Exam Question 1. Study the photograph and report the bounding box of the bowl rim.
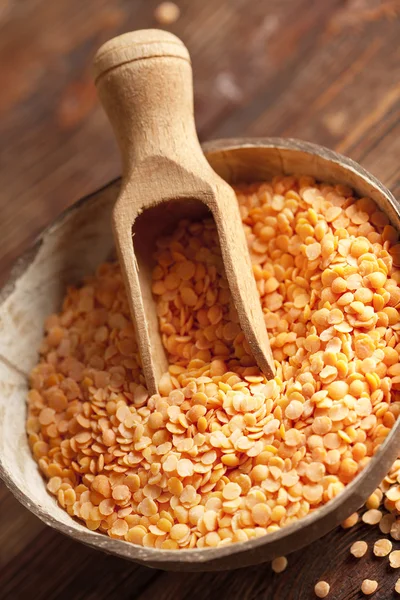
[1,136,399,569]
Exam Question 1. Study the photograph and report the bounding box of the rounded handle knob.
[93,30,201,176]
[93,29,190,80]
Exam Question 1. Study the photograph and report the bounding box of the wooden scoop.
[93,30,274,395]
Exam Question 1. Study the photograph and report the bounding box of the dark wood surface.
[1,0,400,598]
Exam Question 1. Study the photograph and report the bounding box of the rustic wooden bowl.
[1,138,399,572]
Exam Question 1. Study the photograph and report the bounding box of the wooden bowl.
[1,138,399,572]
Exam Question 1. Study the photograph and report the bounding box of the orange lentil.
[27,176,400,550]
[350,540,368,558]
[314,581,330,598]
[362,509,382,525]
[361,580,378,595]
[391,520,400,541]
[271,556,288,573]
[154,2,180,25]
[379,513,395,534]
[391,551,400,569]
[341,512,359,529]
[373,538,392,557]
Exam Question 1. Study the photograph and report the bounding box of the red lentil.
[361,579,378,595]
[154,2,180,25]
[314,581,330,598]
[271,556,288,573]
[350,540,368,558]
[27,176,400,549]
[373,538,392,557]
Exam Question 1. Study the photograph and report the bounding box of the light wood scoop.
[93,30,274,395]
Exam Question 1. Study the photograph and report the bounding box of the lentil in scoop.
[27,175,400,550]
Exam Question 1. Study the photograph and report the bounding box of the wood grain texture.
[1,0,400,598]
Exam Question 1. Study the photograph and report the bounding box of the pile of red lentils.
[27,175,400,555]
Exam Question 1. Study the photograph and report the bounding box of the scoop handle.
[93,30,203,177]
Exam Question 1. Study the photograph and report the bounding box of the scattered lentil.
[271,556,288,573]
[341,513,359,529]
[154,2,180,24]
[362,510,383,525]
[350,540,368,558]
[379,513,395,534]
[314,581,330,598]
[390,551,400,568]
[391,521,400,541]
[361,579,378,595]
[27,176,400,550]
[373,538,392,557]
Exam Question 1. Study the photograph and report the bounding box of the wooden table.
[1,1,400,598]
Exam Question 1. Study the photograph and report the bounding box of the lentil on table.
[26,175,400,550]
